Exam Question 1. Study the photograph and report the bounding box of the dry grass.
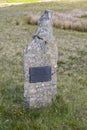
[26,14,40,25]
[26,9,87,32]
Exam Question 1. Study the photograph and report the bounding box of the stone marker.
[24,10,58,108]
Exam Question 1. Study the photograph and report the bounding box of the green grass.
[0,1,87,130]
[79,15,87,19]
[0,0,39,3]
[6,0,39,3]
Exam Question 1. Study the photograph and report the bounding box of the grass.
[0,0,39,3]
[0,1,87,130]
[6,0,39,3]
[79,15,87,19]
[26,10,87,32]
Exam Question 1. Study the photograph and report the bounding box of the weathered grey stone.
[24,10,58,108]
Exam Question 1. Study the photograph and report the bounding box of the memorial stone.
[24,10,58,108]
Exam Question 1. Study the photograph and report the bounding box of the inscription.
[29,66,51,83]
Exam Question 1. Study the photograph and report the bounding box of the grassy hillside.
[0,1,87,130]
[0,0,39,3]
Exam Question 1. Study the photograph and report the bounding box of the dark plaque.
[29,66,51,83]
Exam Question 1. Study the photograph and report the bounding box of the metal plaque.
[29,66,51,83]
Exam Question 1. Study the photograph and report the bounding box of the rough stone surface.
[24,10,58,108]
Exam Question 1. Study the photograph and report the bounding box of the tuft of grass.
[26,14,39,25]
[78,15,87,19]
[25,10,87,32]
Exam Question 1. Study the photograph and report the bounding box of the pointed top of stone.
[38,10,53,26]
[33,10,54,43]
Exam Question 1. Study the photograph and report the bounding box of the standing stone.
[24,10,58,108]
